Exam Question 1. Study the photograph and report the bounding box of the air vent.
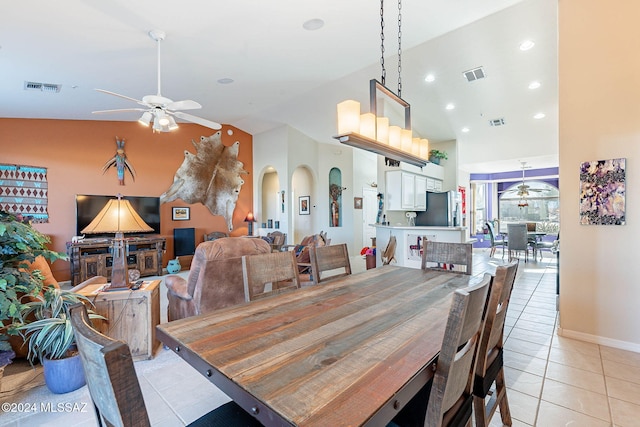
[489,118,506,127]
[463,66,486,82]
[24,81,62,93]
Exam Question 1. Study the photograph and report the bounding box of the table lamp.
[244,212,256,236]
[81,195,153,290]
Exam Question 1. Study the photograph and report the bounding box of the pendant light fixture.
[334,0,429,168]
[517,161,530,208]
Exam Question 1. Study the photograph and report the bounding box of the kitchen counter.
[372,224,468,231]
[373,224,472,269]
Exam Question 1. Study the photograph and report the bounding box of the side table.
[76,280,161,361]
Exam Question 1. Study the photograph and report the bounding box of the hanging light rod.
[333,0,429,168]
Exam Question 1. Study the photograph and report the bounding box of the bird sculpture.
[102,137,136,185]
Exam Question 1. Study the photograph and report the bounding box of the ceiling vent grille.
[463,67,486,82]
[24,81,62,93]
[489,118,506,127]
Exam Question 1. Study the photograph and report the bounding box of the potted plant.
[13,287,104,394]
[0,211,67,356]
[428,149,448,165]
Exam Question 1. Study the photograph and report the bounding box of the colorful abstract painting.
[579,158,625,225]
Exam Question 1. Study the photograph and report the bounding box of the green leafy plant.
[14,287,104,361]
[429,149,448,160]
[0,211,67,351]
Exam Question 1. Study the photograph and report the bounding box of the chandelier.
[334,0,429,168]
[517,161,530,208]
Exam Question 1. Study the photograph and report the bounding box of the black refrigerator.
[415,191,459,227]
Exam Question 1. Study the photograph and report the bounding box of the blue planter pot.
[42,353,86,394]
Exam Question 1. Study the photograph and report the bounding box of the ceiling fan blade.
[166,99,202,111]
[173,111,222,130]
[92,108,147,114]
[95,88,143,104]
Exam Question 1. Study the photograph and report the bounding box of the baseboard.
[557,327,640,353]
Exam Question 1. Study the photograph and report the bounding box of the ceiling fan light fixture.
[138,111,152,127]
[168,116,178,130]
[156,111,170,127]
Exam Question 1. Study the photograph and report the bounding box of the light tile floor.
[2,249,639,426]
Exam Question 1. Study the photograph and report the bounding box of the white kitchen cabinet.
[386,171,427,211]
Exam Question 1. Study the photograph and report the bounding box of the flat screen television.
[75,194,161,237]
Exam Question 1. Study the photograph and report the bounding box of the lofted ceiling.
[0,0,557,174]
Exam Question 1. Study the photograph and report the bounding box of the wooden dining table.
[156,265,480,427]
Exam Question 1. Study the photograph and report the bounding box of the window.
[498,180,559,231]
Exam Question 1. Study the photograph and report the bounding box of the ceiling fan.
[92,29,221,133]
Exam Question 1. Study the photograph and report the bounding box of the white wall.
[559,0,640,351]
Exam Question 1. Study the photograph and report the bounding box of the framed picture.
[299,196,310,215]
[354,197,363,209]
[172,207,190,221]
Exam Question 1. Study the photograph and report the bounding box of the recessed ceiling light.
[445,103,455,110]
[528,81,541,90]
[303,18,324,31]
[519,40,535,51]
[424,74,435,83]
[461,127,470,133]
[533,112,546,119]
[217,78,234,84]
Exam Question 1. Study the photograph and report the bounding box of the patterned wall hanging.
[579,158,625,225]
[0,164,49,223]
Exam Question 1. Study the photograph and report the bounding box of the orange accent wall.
[0,118,254,281]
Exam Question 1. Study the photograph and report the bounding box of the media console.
[66,236,166,286]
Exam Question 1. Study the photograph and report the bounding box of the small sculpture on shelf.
[167,258,181,274]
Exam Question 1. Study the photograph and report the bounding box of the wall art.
[160,131,247,231]
[102,136,135,185]
[0,163,48,223]
[299,196,310,215]
[172,207,190,221]
[579,158,625,225]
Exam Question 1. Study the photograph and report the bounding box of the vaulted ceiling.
[1,0,557,173]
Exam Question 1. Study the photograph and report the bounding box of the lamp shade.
[244,212,256,222]
[81,199,153,234]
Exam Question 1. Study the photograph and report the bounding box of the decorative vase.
[429,156,440,165]
[42,353,86,394]
[167,258,181,274]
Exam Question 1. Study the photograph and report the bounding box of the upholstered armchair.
[165,237,271,321]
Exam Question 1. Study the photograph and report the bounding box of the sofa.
[165,237,271,321]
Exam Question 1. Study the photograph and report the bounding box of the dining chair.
[485,221,507,258]
[308,243,352,285]
[382,236,397,265]
[534,234,559,261]
[242,250,301,301]
[473,260,519,427]
[506,223,529,262]
[389,273,492,427]
[69,303,263,427]
[421,241,473,275]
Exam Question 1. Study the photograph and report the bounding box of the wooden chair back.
[421,241,473,275]
[308,243,352,285]
[69,303,151,427]
[267,231,287,252]
[427,274,492,426]
[382,236,397,265]
[473,260,518,427]
[242,251,301,301]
